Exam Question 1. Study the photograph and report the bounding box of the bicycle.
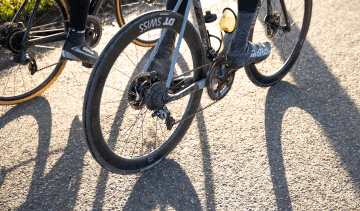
[0,0,165,105]
[83,0,312,174]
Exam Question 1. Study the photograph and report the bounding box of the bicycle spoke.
[281,33,298,47]
[114,67,132,78]
[119,108,148,155]
[123,52,137,68]
[129,108,148,157]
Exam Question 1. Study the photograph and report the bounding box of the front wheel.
[245,0,312,87]
[83,11,205,174]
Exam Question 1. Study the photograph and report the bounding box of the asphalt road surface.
[1,0,360,210]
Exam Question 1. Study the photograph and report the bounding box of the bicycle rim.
[84,11,204,174]
[245,0,312,87]
[0,0,69,104]
[114,0,167,47]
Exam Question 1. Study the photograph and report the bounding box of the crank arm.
[165,78,206,104]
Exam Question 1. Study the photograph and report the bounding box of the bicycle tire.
[0,0,69,104]
[245,0,312,87]
[83,11,205,174]
[114,0,167,47]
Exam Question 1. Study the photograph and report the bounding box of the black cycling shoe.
[227,11,271,70]
[61,27,98,65]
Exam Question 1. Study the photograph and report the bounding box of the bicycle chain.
[167,62,223,127]
[37,62,61,72]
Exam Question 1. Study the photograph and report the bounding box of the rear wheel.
[0,0,69,104]
[114,0,167,46]
[245,0,312,87]
[83,11,205,174]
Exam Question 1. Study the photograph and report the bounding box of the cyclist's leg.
[62,0,98,65]
[148,0,189,81]
[227,0,271,70]
[166,0,188,15]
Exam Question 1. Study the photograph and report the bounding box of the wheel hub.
[128,71,160,110]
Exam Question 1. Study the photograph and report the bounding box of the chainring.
[86,15,102,48]
[206,57,235,100]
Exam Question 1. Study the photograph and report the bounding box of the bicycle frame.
[143,0,293,105]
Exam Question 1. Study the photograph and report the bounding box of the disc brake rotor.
[128,72,152,110]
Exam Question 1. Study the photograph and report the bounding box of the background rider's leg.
[68,0,90,31]
[62,0,98,65]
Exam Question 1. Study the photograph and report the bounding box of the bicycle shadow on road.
[264,36,360,210]
[0,97,52,190]
[0,98,87,210]
[124,159,202,210]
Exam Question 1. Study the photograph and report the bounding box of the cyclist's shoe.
[61,27,98,65]
[227,41,271,70]
[148,30,176,81]
[226,11,271,70]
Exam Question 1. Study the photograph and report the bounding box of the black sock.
[238,0,260,13]
[68,0,90,31]
[166,0,188,16]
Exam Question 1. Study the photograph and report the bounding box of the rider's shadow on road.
[264,35,360,210]
[0,98,87,210]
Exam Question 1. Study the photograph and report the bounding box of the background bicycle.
[0,0,165,105]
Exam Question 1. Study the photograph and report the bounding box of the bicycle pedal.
[82,61,94,68]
